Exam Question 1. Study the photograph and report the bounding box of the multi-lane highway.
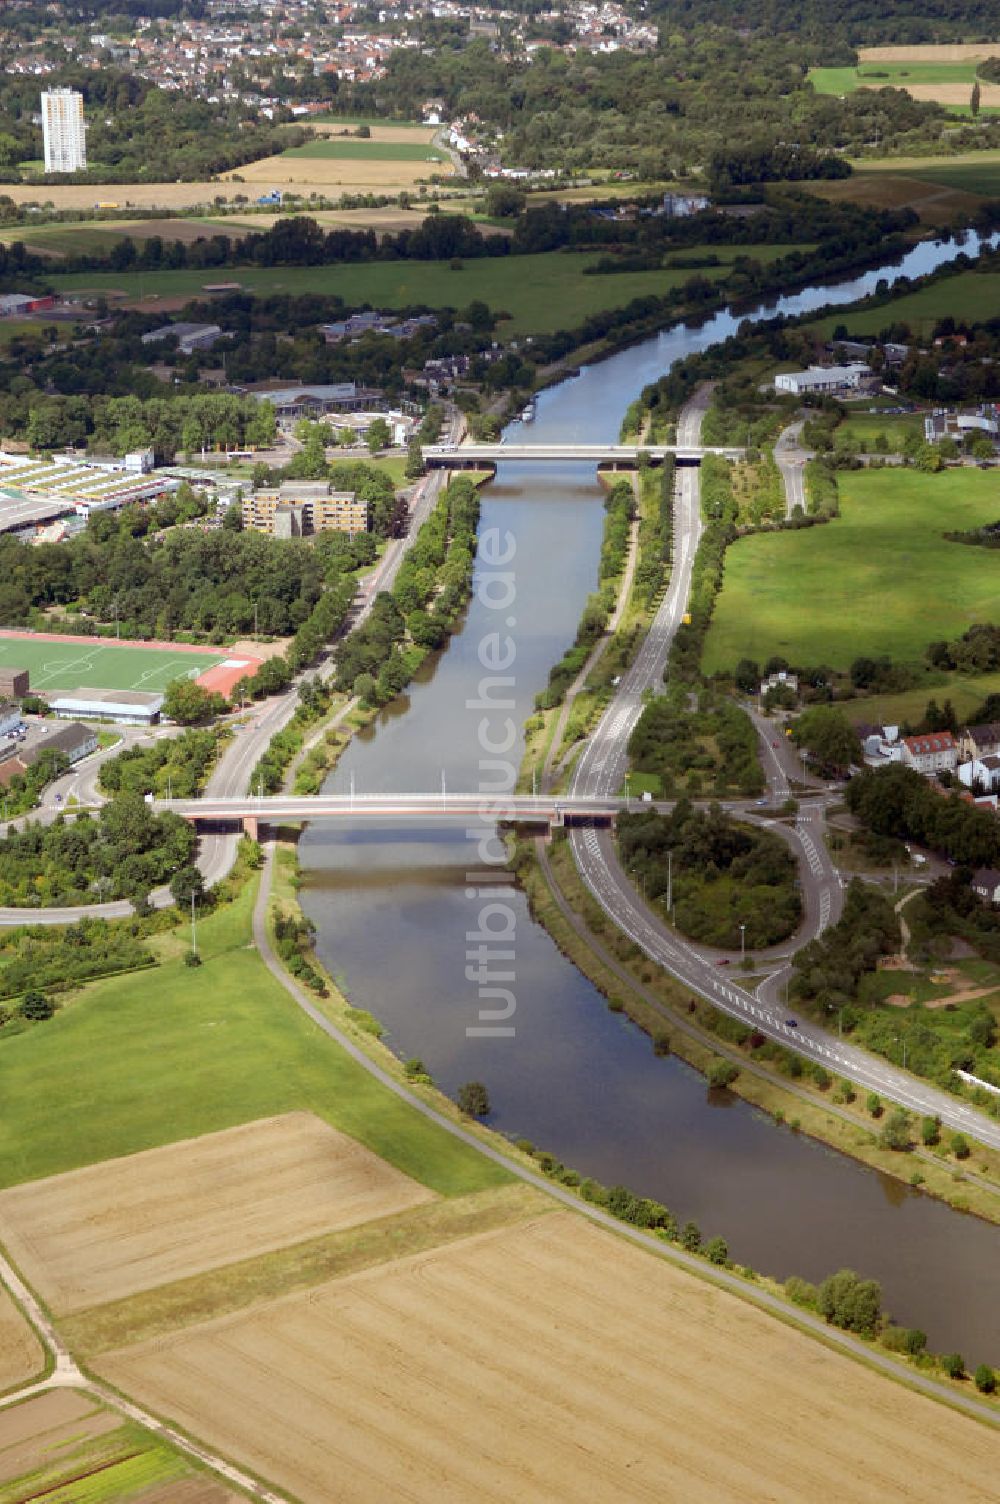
[566,389,1000,1150]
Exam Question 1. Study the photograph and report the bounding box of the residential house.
[958,754,1000,793]
[901,732,958,774]
[972,868,1000,905]
[958,723,1000,761]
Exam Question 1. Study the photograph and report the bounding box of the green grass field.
[51,244,811,336]
[811,270,1000,340]
[0,634,224,693]
[282,139,446,162]
[810,62,983,92]
[0,877,509,1195]
[854,147,1000,197]
[835,412,924,446]
[844,669,1000,729]
[703,468,1000,672]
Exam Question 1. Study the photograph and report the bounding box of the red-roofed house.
[901,732,958,774]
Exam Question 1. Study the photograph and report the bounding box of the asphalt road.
[775,419,810,518]
[566,389,1000,1151]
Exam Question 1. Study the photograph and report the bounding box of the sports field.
[703,468,1000,672]
[97,1212,1000,1504]
[0,631,225,694]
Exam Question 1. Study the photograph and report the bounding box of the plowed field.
[99,1213,999,1504]
[0,1113,433,1312]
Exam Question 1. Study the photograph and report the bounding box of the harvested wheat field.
[0,1113,433,1313]
[0,183,241,211]
[0,1284,43,1391]
[309,122,439,145]
[901,82,1000,107]
[99,1213,1000,1504]
[859,44,1000,62]
[221,154,454,192]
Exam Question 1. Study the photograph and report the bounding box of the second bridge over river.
[423,442,744,470]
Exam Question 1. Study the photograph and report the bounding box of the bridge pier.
[242,814,259,840]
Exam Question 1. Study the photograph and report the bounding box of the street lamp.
[895,1034,908,1071]
[739,922,746,963]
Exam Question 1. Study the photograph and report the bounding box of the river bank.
[298,226,1000,1358]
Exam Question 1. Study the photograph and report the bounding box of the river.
[301,230,1000,1360]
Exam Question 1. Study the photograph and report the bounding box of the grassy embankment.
[522,833,1000,1224]
[811,270,1000,341]
[49,244,811,338]
[0,872,509,1198]
[703,468,1000,673]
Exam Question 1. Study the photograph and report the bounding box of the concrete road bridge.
[157,792,627,837]
[423,443,744,470]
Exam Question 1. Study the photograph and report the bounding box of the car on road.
[772,741,780,748]
[785,1018,798,1027]
[715,958,730,966]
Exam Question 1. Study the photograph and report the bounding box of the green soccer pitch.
[0,634,224,694]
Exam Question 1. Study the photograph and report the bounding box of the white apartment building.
[41,88,87,173]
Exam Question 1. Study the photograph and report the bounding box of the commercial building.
[0,669,29,699]
[0,451,182,535]
[41,88,87,174]
[320,312,438,345]
[774,363,870,396]
[0,700,23,738]
[0,719,98,786]
[46,689,164,725]
[141,322,222,355]
[0,293,57,318]
[249,383,383,426]
[243,482,368,537]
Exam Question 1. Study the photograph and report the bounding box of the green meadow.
[51,243,811,336]
[0,878,509,1195]
[282,138,447,162]
[811,270,1000,340]
[703,467,1000,672]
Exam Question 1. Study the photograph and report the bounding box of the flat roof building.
[42,88,87,174]
[141,322,222,355]
[774,364,869,396]
[46,688,164,725]
[243,482,369,537]
[249,383,383,424]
